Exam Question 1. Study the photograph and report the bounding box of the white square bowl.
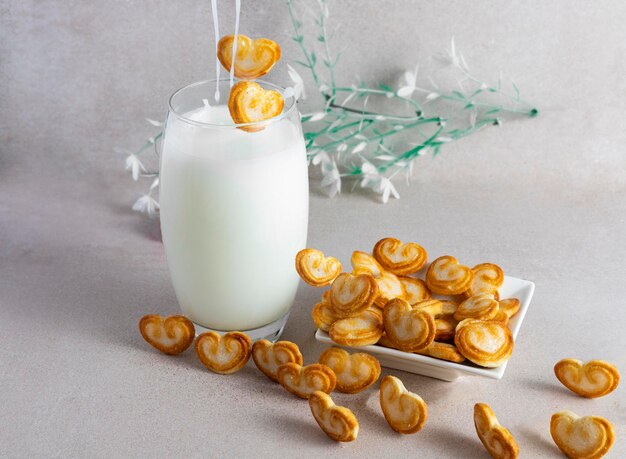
[315,275,535,382]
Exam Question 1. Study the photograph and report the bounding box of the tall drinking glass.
[159,79,309,341]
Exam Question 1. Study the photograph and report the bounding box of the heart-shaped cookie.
[309,391,359,442]
[554,359,620,398]
[400,276,431,305]
[474,403,519,459]
[416,342,466,363]
[251,339,303,382]
[296,248,342,287]
[312,295,339,332]
[138,314,195,355]
[228,81,284,131]
[374,270,406,307]
[329,272,379,318]
[464,263,504,299]
[276,363,336,399]
[318,347,381,393]
[217,34,281,79]
[454,293,499,321]
[426,255,474,295]
[434,316,458,341]
[455,319,514,368]
[351,250,385,278]
[329,309,384,346]
[380,375,428,434]
[194,331,251,374]
[498,298,521,319]
[383,298,436,352]
[550,411,615,459]
[373,237,428,275]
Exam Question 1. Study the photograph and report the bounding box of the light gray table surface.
[1,1,625,457]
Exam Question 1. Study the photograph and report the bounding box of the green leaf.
[318,35,325,42]
[292,35,303,43]
[310,52,317,65]
[379,84,393,92]
[452,90,465,100]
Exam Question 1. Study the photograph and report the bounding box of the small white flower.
[286,64,306,100]
[379,177,400,203]
[336,143,348,153]
[132,194,160,217]
[351,141,367,154]
[150,177,160,190]
[426,92,440,101]
[397,64,419,97]
[146,118,163,127]
[435,136,453,143]
[320,161,341,198]
[306,112,326,122]
[125,154,147,181]
[311,151,331,166]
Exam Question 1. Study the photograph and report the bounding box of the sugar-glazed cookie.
[383,298,436,352]
[425,255,474,295]
[139,314,195,355]
[312,296,339,332]
[252,340,303,382]
[454,293,499,321]
[373,237,428,275]
[498,298,521,319]
[554,359,620,398]
[465,263,504,299]
[217,34,281,79]
[319,347,381,393]
[455,319,514,368]
[296,248,342,287]
[373,270,406,308]
[194,331,252,374]
[351,251,385,278]
[399,276,431,305]
[330,272,379,318]
[380,375,428,434]
[276,363,336,399]
[309,391,359,442]
[416,342,466,363]
[474,403,519,459]
[329,309,384,346]
[228,81,284,131]
[550,411,615,459]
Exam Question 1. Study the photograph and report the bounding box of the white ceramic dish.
[315,275,535,382]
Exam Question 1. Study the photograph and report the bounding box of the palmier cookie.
[374,270,406,308]
[329,309,384,346]
[550,411,615,459]
[498,298,521,318]
[474,403,519,459]
[554,359,620,398]
[228,81,284,131]
[455,319,514,368]
[383,298,436,352]
[276,363,336,399]
[217,34,281,79]
[312,297,339,332]
[139,314,195,355]
[309,391,359,442]
[435,316,458,341]
[400,276,431,305]
[194,331,251,374]
[351,250,384,278]
[465,263,504,299]
[417,342,466,363]
[380,375,428,434]
[373,237,428,275]
[296,248,342,287]
[426,255,474,295]
[454,293,499,321]
[330,272,378,318]
[251,340,303,382]
[319,347,381,393]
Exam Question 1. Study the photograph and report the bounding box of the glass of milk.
[159,79,309,341]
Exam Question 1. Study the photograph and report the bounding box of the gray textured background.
[1,1,625,457]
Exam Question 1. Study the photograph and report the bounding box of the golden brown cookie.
[329,272,379,318]
[138,314,195,355]
[400,276,431,305]
[373,237,428,275]
[550,411,615,459]
[217,34,281,79]
[194,331,252,374]
[276,363,336,399]
[554,359,620,398]
[251,340,303,382]
[373,270,406,308]
[416,342,466,363]
[319,347,381,393]
[296,248,342,287]
[329,309,384,346]
[425,255,474,295]
[454,293,499,321]
[474,403,519,459]
[228,81,284,131]
[380,375,428,434]
[383,298,436,352]
[498,298,521,318]
[351,250,385,278]
[312,296,339,332]
[309,391,359,442]
[455,319,514,368]
[464,263,504,299]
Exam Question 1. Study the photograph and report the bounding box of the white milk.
[160,104,309,331]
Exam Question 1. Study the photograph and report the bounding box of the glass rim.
[168,78,298,129]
